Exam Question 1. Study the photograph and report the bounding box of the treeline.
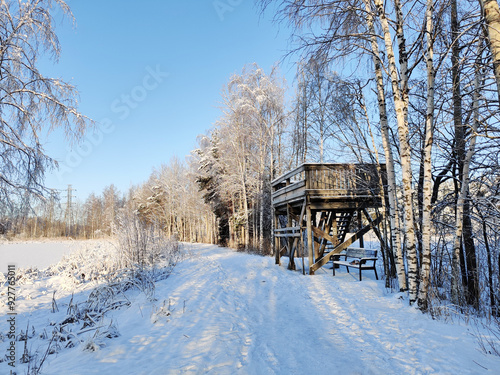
[0,174,216,244]
[0,185,125,239]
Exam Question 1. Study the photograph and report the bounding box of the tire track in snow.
[168,246,271,373]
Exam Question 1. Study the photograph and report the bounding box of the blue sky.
[41,0,295,200]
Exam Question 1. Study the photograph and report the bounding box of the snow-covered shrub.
[114,209,180,269]
[42,240,121,289]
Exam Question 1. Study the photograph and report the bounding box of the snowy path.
[3,243,500,374]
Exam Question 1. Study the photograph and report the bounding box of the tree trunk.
[418,0,436,310]
[242,184,250,250]
[375,0,418,302]
[450,0,466,305]
[260,187,264,253]
[392,0,410,122]
[463,201,479,308]
[451,40,481,306]
[364,0,407,291]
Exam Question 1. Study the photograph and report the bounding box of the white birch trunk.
[241,169,250,250]
[364,0,407,291]
[374,0,419,303]
[417,0,436,309]
[259,178,264,253]
[393,0,410,118]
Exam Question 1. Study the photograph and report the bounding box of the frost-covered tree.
[0,0,91,204]
[194,132,233,246]
[133,158,217,244]
[195,64,287,252]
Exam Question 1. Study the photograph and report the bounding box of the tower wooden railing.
[272,163,385,208]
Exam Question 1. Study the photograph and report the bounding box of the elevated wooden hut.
[272,163,387,274]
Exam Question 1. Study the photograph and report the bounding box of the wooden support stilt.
[287,204,295,270]
[331,212,338,245]
[358,211,364,248]
[313,211,324,261]
[306,203,314,275]
[275,213,281,265]
[299,200,307,275]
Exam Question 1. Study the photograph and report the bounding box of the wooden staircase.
[336,212,352,244]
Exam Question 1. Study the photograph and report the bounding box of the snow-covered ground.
[0,239,106,270]
[1,242,500,374]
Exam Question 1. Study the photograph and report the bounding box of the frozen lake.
[0,240,83,271]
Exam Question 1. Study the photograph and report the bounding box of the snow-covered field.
[1,241,500,374]
[0,239,88,270]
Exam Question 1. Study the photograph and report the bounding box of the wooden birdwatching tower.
[272,163,387,275]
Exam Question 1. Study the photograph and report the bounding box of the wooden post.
[301,224,305,275]
[297,200,307,275]
[274,213,281,265]
[312,211,321,261]
[358,211,364,248]
[331,211,338,245]
[306,203,314,275]
[287,204,295,270]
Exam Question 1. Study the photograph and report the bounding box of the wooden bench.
[331,248,378,281]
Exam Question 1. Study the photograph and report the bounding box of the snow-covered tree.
[0,0,91,205]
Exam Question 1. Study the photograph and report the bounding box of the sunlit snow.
[1,241,499,374]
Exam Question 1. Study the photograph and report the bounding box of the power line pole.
[64,184,76,237]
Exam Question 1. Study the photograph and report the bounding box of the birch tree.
[0,0,91,202]
[417,0,437,309]
[363,0,419,302]
[195,64,287,251]
[363,0,407,291]
[451,38,484,307]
